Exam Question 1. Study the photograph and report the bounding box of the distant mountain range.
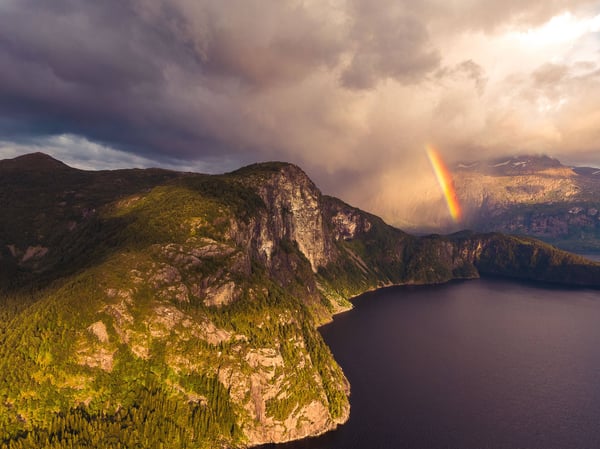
[454,155,600,252]
[1,153,600,448]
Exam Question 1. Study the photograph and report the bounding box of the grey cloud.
[0,0,193,157]
[341,0,440,89]
[435,60,488,95]
[134,0,345,87]
[532,63,569,86]
[0,0,349,163]
[457,60,488,94]
[0,1,167,90]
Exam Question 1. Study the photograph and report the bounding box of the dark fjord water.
[267,278,600,449]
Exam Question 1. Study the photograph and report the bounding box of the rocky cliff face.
[229,163,334,273]
[1,154,600,449]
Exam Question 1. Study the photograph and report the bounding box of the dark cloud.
[132,0,345,87]
[532,63,569,86]
[341,0,440,89]
[0,0,188,157]
[435,60,488,95]
[0,1,165,89]
[0,0,352,162]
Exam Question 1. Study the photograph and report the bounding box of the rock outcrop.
[229,163,334,272]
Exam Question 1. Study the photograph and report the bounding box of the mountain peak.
[229,161,319,192]
[0,152,73,172]
[456,154,564,176]
[228,161,307,178]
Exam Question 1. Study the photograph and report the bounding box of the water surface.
[267,279,600,449]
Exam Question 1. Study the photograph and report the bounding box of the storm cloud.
[1,0,599,228]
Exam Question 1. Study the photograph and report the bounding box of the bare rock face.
[243,398,338,444]
[326,200,373,241]
[87,321,109,343]
[232,164,334,272]
[77,321,115,372]
[5,244,49,266]
[218,344,348,446]
[21,246,49,263]
[77,348,114,372]
[203,281,237,307]
[257,165,332,271]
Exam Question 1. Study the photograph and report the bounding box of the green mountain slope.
[1,154,600,449]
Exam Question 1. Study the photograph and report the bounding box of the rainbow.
[426,145,463,223]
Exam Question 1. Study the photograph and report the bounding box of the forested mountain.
[2,153,599,449]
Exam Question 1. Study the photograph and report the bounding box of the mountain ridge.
[1,154,600,448]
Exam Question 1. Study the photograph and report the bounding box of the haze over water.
[267,279,600,449]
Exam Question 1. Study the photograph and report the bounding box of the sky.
[1,0,599,229]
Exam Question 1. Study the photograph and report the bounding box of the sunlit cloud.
[510,12,600,47]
